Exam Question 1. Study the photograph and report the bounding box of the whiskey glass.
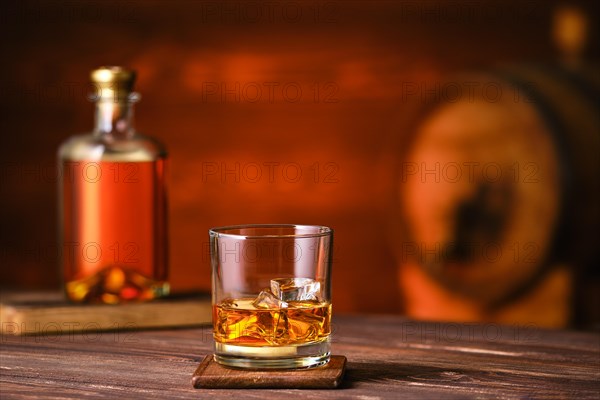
[209,224,333,369]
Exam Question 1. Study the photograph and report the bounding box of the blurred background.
[0,1,598,329]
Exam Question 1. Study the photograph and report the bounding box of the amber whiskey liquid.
[61,160,168,303]
[213,298,331,367]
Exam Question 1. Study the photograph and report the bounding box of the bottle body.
[59,136,169,303]
[58,67,169,303]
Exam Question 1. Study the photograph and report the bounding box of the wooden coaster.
[192,355,347,389]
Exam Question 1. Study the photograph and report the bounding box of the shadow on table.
[341,361,471,389]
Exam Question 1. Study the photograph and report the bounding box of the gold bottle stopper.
[90,66,137,102]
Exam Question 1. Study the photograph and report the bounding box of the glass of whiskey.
[209,224,333,369]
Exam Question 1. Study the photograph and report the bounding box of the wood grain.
[192,355,346,389]
[1,315,599,399]
[0,291,211,334]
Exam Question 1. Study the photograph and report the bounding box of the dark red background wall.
[1,0,598,314]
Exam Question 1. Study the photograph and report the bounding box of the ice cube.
[252,289,288,309]
[270,278,321,301]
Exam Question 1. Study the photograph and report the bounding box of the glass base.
[214,340,330,369]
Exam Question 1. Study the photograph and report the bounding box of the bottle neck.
[93,100,135,139]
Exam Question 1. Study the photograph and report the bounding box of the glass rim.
[209,224,332,239]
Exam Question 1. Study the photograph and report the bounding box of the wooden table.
[1,315,599,399]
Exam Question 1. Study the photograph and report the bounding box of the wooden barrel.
[394,64,599,325]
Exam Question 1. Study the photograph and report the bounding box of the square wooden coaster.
[192,355,347,389]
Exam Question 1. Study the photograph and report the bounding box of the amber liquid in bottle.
[61,160,168,303]
[59,67,169,303]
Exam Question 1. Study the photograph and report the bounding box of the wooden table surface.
[1,315,599,399]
